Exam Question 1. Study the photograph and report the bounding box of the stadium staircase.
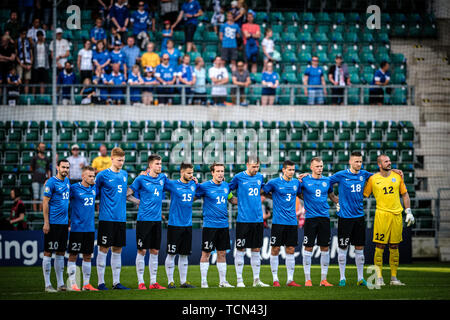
[390,23,450,260]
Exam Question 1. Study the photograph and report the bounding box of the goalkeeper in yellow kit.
[363,154,415,286]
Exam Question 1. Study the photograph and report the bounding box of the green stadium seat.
[401,150,414,162]
[392,23,408,37]
[337,129,351,141]
[313,32,329,43]
[76,128,90,142]
[321,128,335,141]
[330,31,344,43]
[126,129,140,141]
[385,149,398,162]
[298,32,313,43]
[92,129,106,141]
[320,150,334,162]
[109,129,123,141]
[344,32,359,43]
[284,12,300,23]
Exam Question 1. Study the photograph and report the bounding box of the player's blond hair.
[111,147,125,158]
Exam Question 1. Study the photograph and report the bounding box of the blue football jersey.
[229,171,264,223]
[69,182,96,232]
[298,175,333,218]
[96,168,128,222]
[195,180,231,228]
[130,173,167,222]
[329,169,373,218]
[164,179,197,227]
[262,176,300,225]
[44,176,70,224]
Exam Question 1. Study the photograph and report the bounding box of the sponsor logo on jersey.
[392,178,396,182]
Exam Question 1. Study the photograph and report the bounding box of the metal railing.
[1,84,415,106]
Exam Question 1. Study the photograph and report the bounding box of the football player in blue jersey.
[95,147,129,290]
[164,163,198,289]
[127,154,167,290]
[42,159,71,292]
[67,166,98,291]
[229,155,269,288]
[196,162,237,288]
[262,160,302,287]
[298,157,339,287]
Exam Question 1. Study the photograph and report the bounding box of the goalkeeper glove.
[405,208,415,227]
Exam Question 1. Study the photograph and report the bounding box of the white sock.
[355,249,365,281]
[217,262,227,284]
[338,247,348,281]
[286,253,295,283]
[67,261,77,286]
[136,253,145,284]
[178,255,189,284]
[149,253,158,285]
[250,251,261,280]
[235,250,245,283]
[111,252,122,286]
[270,254,279,282]
[55,255,65,287]
[200,261,209,283]
[96,250,107,285]
[42,256,52,287]
[302,250,312,281]
[165,254,176,284]
[82,260,91,286]
[320,251,330,281]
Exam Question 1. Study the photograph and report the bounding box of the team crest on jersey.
[160,180,164,186]
[92,190,95,195]
[191,186,195,191]
[45,186,50,193]
[67,184,70,189]
[123,177,126,182]
[392,178,396,182]
[224,188,228,194]
[360,176,364,181]
[322,182,327,187]
[257,180,261,185]
[293,186,297,191]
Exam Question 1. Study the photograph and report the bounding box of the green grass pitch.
[1,262,449,300]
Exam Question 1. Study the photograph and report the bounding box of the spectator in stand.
[108,62,126,104]
[161,20,173,51]
[107,26,122,51]
[121,36,141,72]
[172,0,203,53]
[32,31,49,95]
[369,60,391,105]
[193,56,206,105]
[80,77,98,105]
[91,144,112,173]
[241,10,260,73]
[231,60,250,106]
[142,66,158,105]
[261,60,279,106]
[232,0,247,27]
[208,56,229,105]
[141,42,160,70]
[57,61,76,105]
[93,41,111,73]
[161,39,181,68]
[19,0,35,28]
[38,0,53,30]
[7,67,21,105]
[261,28,274,71]
[27,18,45,46]
[49,28,71,74]
[128,64,144,104]
[31,142,51,213]
[303,55,327,105]
[8,188,27,231]
[16,28,33,94]
[130,1,155,37]
[220,11,241,72]
[97,0,113,21]
[155,53,177,105]
[92,66,110,104]
[90,17,107,47]
[67,144,88,184]
[109,0,129,40]
[328,54,350,105]
[211,3,225,36]
[110,40,127,75]
[77,39,94,82]
[177,54,196,104]
[160,0,180,25]
[0,35,16,83]
[4,11,21,41]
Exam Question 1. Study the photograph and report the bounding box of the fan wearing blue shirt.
[155,53,177,105]
[261,61,279,105]
[92,68,110,103]
[130,2,155,35]
[95,147,129,291]
[90,17,107,46]
[298,157,339,287]
[107,63,126,104]
[67,166,98,292]
[127,154,168,290]
[163,163,198,289]
[109,0,129,33]
[176,54,196,104]
[229,155,269,288]
[127,64,144,103]
[262,160,302,287]
[42,159,70,292]
[110,41,127,74]
[121,36,141,70]
[369,60,391,105]
[303,56,327,105]
[219,12,241,70]
[172,0,203,52]
[57,62,76,103]
[93,41,111,73]
[195,163,236,288]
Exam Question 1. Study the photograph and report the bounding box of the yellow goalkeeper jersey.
[363,171,407,215]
